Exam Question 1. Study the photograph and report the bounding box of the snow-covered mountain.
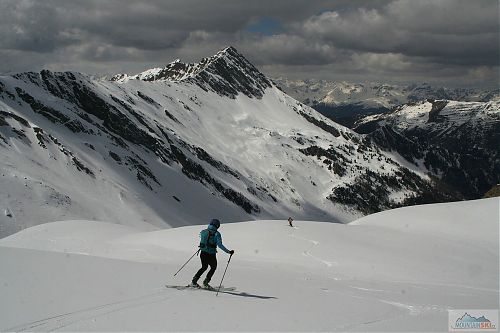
[111,47,272,99]
[274,78,500,127]
[1,198,498,331]
[354,99,500,200]
[0,47,458,237]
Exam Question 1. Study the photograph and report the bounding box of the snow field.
[0,198,498,331]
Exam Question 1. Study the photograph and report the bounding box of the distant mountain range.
[354,99,500,200]
[274,78,500,201]
[0,47,465,237]
[274,78,499,127]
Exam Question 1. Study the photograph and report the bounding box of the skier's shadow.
[218,290,277,299]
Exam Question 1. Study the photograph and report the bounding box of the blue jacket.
[200,224,230,254]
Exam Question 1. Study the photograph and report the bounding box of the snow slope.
[356,100,500,132]
[1,198,498,331]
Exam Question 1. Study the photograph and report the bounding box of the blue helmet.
[209,218,221,229]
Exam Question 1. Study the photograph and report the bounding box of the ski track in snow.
[303,250,338,267]
[319,287,410,330]
[379,300,449,316]
[349,286,401,294]
[387,280,499,293]
[288,231,338,267]
[320,285,450,331]
[5,289,170,332]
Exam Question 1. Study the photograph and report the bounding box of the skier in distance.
[191,218,234,290]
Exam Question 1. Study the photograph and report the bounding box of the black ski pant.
[193,251,217,283]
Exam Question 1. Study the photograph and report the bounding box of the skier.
[191,218,234,290]
[288,217,294,227]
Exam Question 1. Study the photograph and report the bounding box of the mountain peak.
[192,46,272,98]
[112,46,272,98]
[216,45,240,58]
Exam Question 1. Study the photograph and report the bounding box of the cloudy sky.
[1,0,498,88]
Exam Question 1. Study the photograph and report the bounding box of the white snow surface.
[1,198,498,331]
[357,100,500,132]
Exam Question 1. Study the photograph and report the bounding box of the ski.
[165,284,236,292]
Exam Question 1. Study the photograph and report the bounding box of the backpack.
[199,229,217,252]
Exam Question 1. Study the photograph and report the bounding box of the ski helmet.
[209,218,221,229]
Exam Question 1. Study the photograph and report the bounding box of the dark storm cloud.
[0,0,497,87]
[301,0,499,66]
[0,0,334,51]
[0,1,76,52]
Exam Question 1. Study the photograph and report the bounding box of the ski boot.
[190,278,201,289]
[203,280,215,291]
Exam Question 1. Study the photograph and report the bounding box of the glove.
[229,250,235,255]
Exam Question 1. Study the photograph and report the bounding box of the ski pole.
[216,253,233,296]
[174,249,200,277]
